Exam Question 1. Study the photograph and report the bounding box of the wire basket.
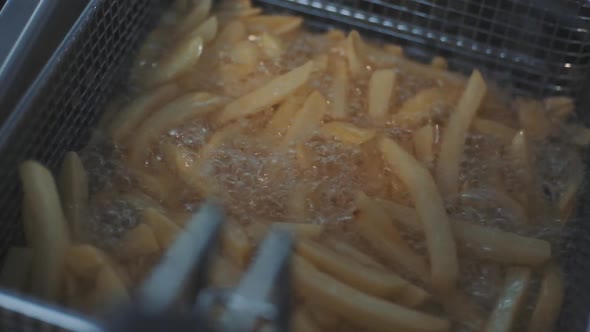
[1,0,590,331]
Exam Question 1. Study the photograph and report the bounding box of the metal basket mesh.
[1,0,590,331]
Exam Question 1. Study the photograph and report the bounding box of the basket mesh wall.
[255,0,590,99]
[1,0,590,331]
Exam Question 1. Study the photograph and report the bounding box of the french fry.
[378,137,458,292]
[346,31,364,76]
[292,307,322,332]
[354,191,430,283]
[384,44,403,56]
[118,224,160,260]
[209,255,242,288]
[283,91,327,145]
[141,208,181,249]
[517,98,555,140]
[130,92,224,163]
[442,293,487,331]
[147,36,204,85]
[59,151,88,241]
[296,240,419,301]
[460,187,528,225]
[0,247,33,292]
[528,265,564,332]
[221,223,252,267]
[436,70,487,198]
[430,56,448,70]
[413,124,435,166]
[368,69,396,120]
[244,15,303,35]
[472,118,517,145]
[259,32,284,59]
[324,239,383,270]
[217,61,314,124]
[65,244,109,279]
[391,87,459,127]
[19,161,70,301]
[108,84,179,143]
[559,156,584,220]
[178,0,212,34]
[293,256,450,332]
[544,96,574,119]
[295,143,314,169]
[264,92,308,137]
[87,263,130,311]
[288,183,309,221]
[230,40,260,67]
[306,303,341,330]
[214,20,247,49]
[485,267,531,332]
[329,56,350,119]
[321,121,376,145]
[376,197,551,266]
[189,16,218,43]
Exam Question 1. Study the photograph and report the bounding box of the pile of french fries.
[3,0,589,331]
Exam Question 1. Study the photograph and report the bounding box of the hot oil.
[79,8,581,331]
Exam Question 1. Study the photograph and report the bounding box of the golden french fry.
[59,151,88,241]
[215,20,247,49]
[329,56,349,119]
[296,240,419,301]
[259,32,284,59]
[378,137,458,292]
[189,16,218,43]
[346,31,364,76]
[0,247,33,292]
[368,69,396,120]
[178,0,212,34]
[354,191,430,283]
[283,91,327,144]
[485,267,531,332]
[87,264,130,311]
[413,124,435,166]
[209,255,242,288]
[288,183,309,221]
[19,161,70,301]
[544,96,574,119]
[436,70,487,198]
[130,92,224,163]
[221,223,252,267]
[230,40,260,66]
[264,92,308,137]
[384,44,403,56]
[321,121,376,145]
[292,307,321,332]
[217,61,314,124]
[324,239,383,270]
[295,143,314,169]
[244,15,303,35]
[108,84,179,143]
[528,265,564,332]
[391,87,459,127]
[141,208,181,249]
[148,36,203,85]
[559,156,584,220]
[376,197,551,266]
[517,98,555,140]
[472,118,517,145]
[430,56,448,70]
[65,244,108,279]
[118,224,160,260]
[293,256,450,332]
[443,293,487,331]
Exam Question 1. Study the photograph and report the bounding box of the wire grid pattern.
[254,0,590,98]
[0,0,165,330]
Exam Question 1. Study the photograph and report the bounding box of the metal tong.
[105,202,294,332]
